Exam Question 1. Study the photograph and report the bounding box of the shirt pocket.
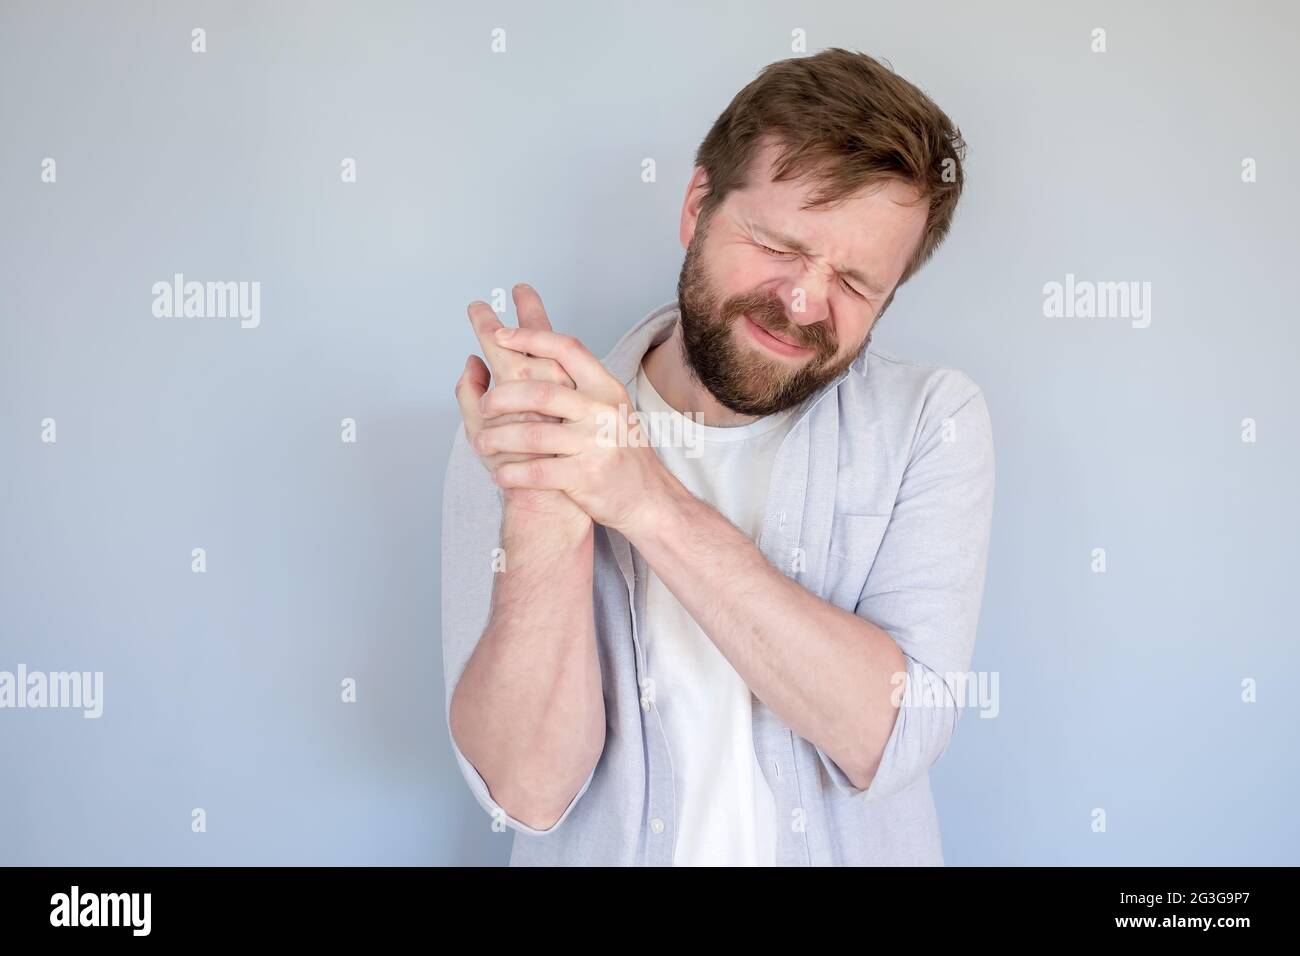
[823,512,892,611]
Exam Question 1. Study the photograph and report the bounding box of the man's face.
[676,142,929,416]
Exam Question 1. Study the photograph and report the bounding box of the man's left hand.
[474,327,682,536]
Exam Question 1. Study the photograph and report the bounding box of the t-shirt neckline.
[634,363,797,443]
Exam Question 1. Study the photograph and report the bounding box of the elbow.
[486,758,594,832]
[494,787,573,832]
[450,693,599,833]
[840,695,904,791]
[843,750,882,793]
[495,729,605,831]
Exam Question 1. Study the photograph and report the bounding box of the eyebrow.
[750,222,887,296]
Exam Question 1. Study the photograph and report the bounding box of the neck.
[640,321,763,428]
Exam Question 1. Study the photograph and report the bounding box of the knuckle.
[531,381,554,405]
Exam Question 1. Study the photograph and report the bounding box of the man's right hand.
[448,284,605,830]
[454,284,591,534]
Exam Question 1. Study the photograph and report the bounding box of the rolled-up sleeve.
[440,429,596,835]
[815,382,995,801]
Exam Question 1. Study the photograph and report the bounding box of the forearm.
[627,484,905,789]
[450,497,603,829]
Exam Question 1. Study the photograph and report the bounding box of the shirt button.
[650,817,665,834]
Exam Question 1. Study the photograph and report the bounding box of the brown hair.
[694,48,966,290]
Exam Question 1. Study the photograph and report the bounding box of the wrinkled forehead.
[731,136,924,218]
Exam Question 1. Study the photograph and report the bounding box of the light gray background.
[2,0,1296,865]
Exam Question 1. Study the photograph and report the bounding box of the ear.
[679,166,711,250]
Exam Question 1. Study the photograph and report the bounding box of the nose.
[781,270,831,327]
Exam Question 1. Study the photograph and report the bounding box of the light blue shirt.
[441,300,996,865]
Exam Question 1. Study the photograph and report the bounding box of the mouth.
[741,313,812,358]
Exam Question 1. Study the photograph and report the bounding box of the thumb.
[455,354,491,434]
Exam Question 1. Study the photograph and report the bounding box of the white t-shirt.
[632,363,798,866]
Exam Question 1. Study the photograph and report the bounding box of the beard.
[674,222,867,417]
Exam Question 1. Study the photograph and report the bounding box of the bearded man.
[443,47,994,866]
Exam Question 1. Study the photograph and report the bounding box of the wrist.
[618,472,695,550]
[503,489,593,548]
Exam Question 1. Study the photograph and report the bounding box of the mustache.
[724,295,837,356]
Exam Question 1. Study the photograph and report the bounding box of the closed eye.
[756,237,872,300]
[840,277,866,299]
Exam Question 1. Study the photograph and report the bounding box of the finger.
[457,356,563,469]
[475,421,584,457]
[493,456,577,492]
[466,300,517,378]
[480,379,591,422]
[512,283,553,330]
[468,298,574,389]
[493,327,610,393]
[511,284,575,388]
[484,449,557,468]
[508,354,575,388]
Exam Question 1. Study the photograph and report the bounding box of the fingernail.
[495,327,515,339]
